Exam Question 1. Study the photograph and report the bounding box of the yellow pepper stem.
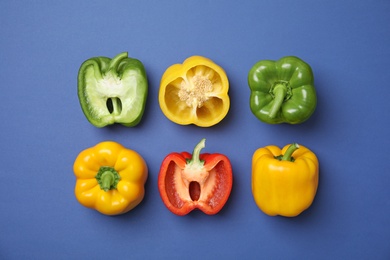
[278,143,299,162]
[95,166,121,192]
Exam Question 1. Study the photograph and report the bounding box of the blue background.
[1,0,389,259]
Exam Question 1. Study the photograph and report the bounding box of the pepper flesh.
[252,143,319,217]
[248,56,316,124]
[73,141,148,215]
[78,52,148,127]
[159,56,230,127]
[158,139,233,215]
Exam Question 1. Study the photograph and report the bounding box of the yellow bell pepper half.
[73,141,148,215]
[159,56,230,127]
[252,143,319,217]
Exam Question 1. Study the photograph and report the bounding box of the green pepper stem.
[108,52,128,72]
[281,143,299,161]
[269,84,288,119]
[188,138,206,166]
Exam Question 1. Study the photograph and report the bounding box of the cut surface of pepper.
[252,143,319,217]
[248,56,316,124]
[73,141,148,215]
[158,139,233,215]
[78,52,148,127]
[159,56,230,127]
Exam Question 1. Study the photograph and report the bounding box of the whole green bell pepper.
[248,56,316,124]
[77,52,148,127]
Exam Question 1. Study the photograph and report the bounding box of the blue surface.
[1,1,389,259]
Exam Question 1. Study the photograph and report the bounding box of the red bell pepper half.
[158,139,233,216]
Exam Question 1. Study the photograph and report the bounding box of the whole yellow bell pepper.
[159,55,230,127]
[252,143,319,217]
[73,141,148,215]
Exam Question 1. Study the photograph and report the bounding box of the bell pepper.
[77,52,148,127]
[248,56,316,124]
[73,141,148,215]
[159,56,230,127]
[158,139,233,215]
[252,143,319,217]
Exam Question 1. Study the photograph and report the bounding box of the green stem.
[101,171,114,191]
[108,52,128,72]
[188,138,206,166]
[95,166,120,192]
[281,143,299,161]
[269,84,287,119]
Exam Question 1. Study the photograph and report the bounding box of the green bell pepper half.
[248,56,316,124]
[77,52,148,127]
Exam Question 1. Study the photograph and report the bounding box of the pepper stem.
[281,143,300,161]
[108,52,128,72]
[269,83,288,119]
[101,171,115,191]
[95,166,121,192]
[188,138,206,166]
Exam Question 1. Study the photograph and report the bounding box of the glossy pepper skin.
[159,56,230,127]
[73,141,148,215]
[248,56,316,124]
[158,139,233,216]
[78,52,148,127]
[252,143,319,217]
